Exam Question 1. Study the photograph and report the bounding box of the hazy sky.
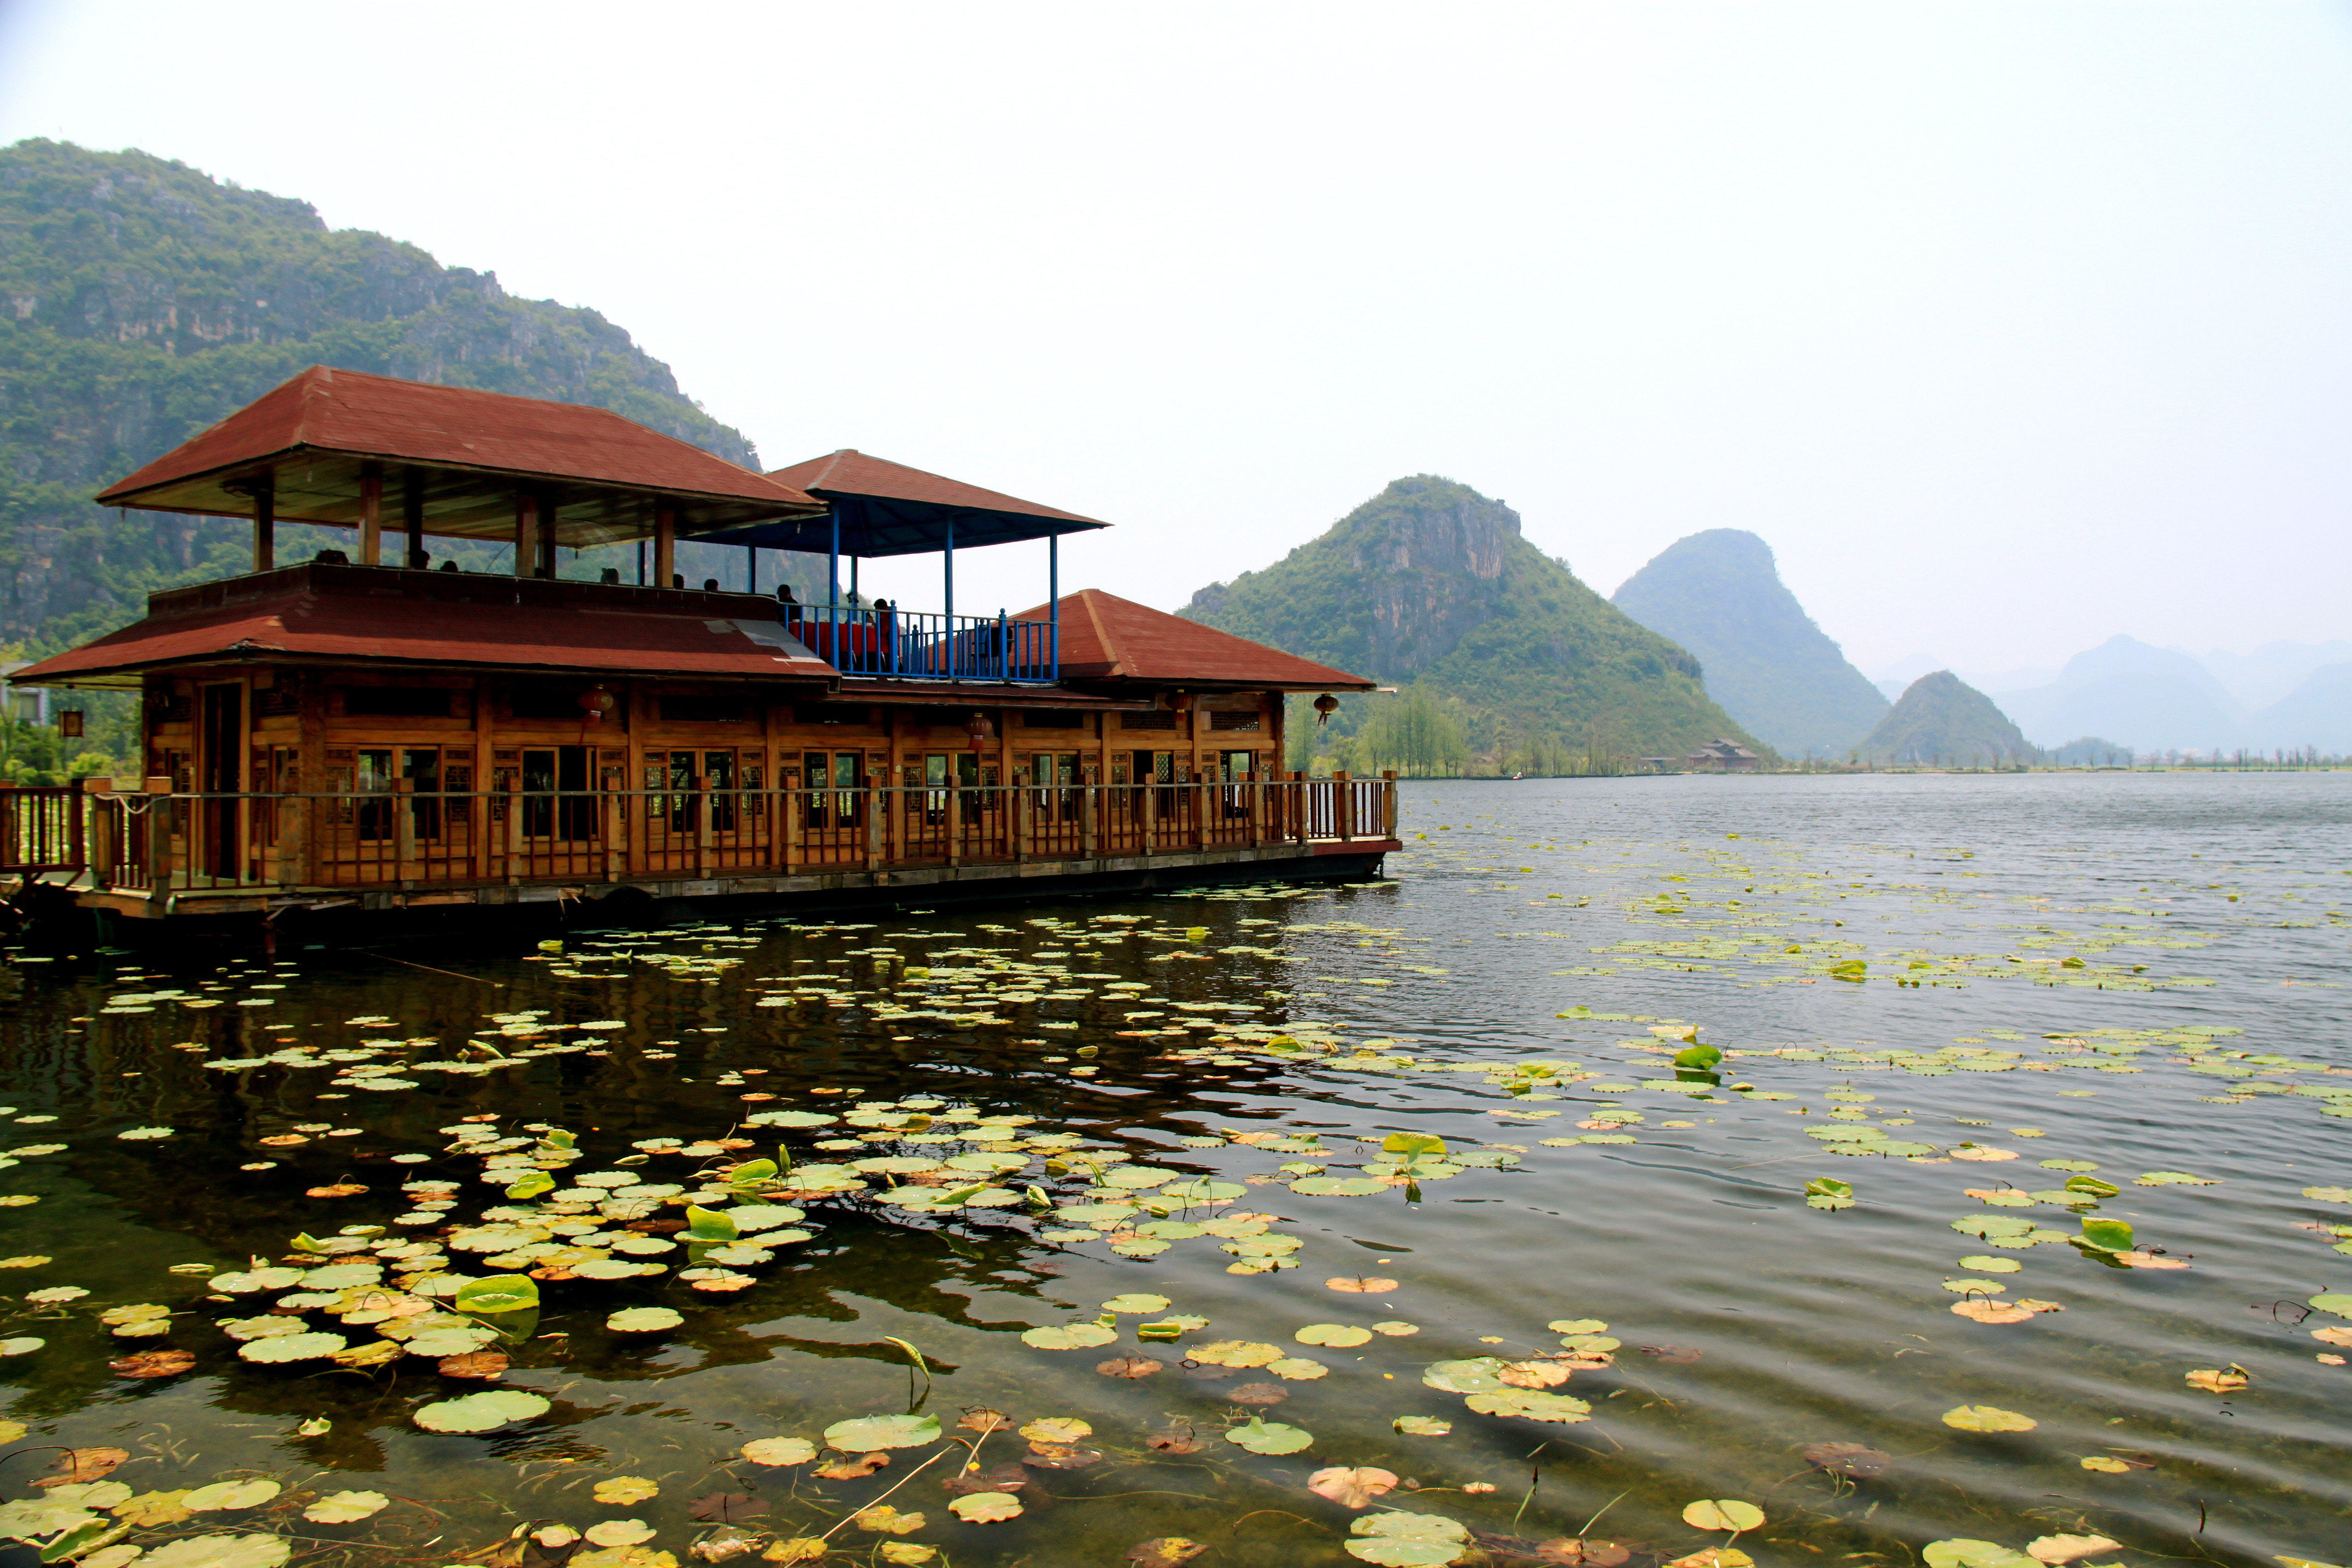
[5,1,2350,677]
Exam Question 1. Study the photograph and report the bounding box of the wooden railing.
[0,785,86,877]
[69,775,1398,896]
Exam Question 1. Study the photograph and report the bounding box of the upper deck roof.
[1022,590,1374,692]
[95,366,823,546]
[684,449,1110,557]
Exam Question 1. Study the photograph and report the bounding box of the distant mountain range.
[1862,672,2035,765]
[1970,636,2352,755]
[1180,476,1753,767]
[1612,529,1887,757]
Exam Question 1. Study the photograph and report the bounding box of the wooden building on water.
[1,368,1394,926]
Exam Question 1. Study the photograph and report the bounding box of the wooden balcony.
[16,777,1399,921]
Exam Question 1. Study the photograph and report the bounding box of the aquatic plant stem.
[816,1443,958,1541]
[1575,1488,1631,1538]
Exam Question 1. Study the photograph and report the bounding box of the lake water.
[1,772,2347,1568]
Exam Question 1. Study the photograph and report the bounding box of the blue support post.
[746,543,757,593]
[828,507,841,660]
[943,515,956,679]
[1049,532,1060,684]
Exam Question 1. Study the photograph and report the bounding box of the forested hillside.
[1181,476,1755,772]
[0,138,785,655]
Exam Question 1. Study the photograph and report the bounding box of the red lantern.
[965,711,995,752]
[1313,692,1339,728]
[1169,690,1195,713]
[577,686,617,725]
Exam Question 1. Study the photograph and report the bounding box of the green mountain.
[1612,529,1887,757]
[1861,671,2037,765]
[0,138,784,653]
[1180,475,1755,771]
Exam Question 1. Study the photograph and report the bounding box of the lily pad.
[823,1413,940,1450]
[303,1490,390,1523]
[1103,1293,1172,1313]
[237,1331,348,1364]
[1346,1510,1472,1568]
[1022,1322,1118,1350]
[142,1535,293,1568]
[1463,1389,1592,1422]
[949,1491,1024,1523]
[1942,1405,2037,1432]
[739,1437,818,1466]
[606,1307,685,1333]
[1297,1323,1373,1347]
[184,1478,282,1512]
[1225,1416,1313,1454]
[1683,1501,1765,1532]
[413,1388,551,1432]
[1421,1357,1507,1393]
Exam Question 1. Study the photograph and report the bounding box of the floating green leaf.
[454,1274,539,1315]
[1225,1416,1313,1454]
[823,1413,939,1450]
[1420,1357,1507,1393]
[1942,1405,2036,1432]
[1346,1510,1471,1568]
[684,1205,740,1243]
[183,1479,281,1512]
[1683,1500,1765,1532]
[1102,1294,1171,1314]
[302,1490,390,1523]
[2077,1218,2134,1253]
[237,1332,346,1364]
[1022,1323,1117,1350]
[1465,1388,1593,1421]
[141,1534,292,1568]
[606,1307,684,1333]
[1296,1323,1372,1347]
[1393,1416,1452,1435]
[413,1389,551,1432]
[1922,1542,2041,1568]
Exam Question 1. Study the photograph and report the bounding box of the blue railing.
[784,605,1059,684]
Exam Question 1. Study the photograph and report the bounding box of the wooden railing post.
[502,775,523,882]
[1016,782,1033,863]
[1249,771,1266,847]
[1081,783,1098,858]
[270,791,298,889]
[864,776,882,872]
[694,775,713,879]
[1334,770,1354,840]
[1141,782,1157,857]
[1381,770,1398,836]
[602,787,623,881]
[394,779,418,883]
[783,772,801,874]
[947,782,964,867]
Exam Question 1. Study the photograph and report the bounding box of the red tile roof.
[768,449,1102,525]
[10,565,837,686]
[1016,590,1373,690]
[96,366,817,525]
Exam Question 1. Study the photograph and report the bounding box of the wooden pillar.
[1081,780,1098,858]
[402,468,427,568]
[515,493,539,579]
[502,772,523,882]
[883,708,903,865]
[358,466,383,566]
[540,495,560,579]
[1250,769,1267,848]
[694,773,713,879]
[864,768,882,872]
[251,475,275,573]
[1334,769,1355,840]
[654,508,677,588]
[1382,769,1399,836]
